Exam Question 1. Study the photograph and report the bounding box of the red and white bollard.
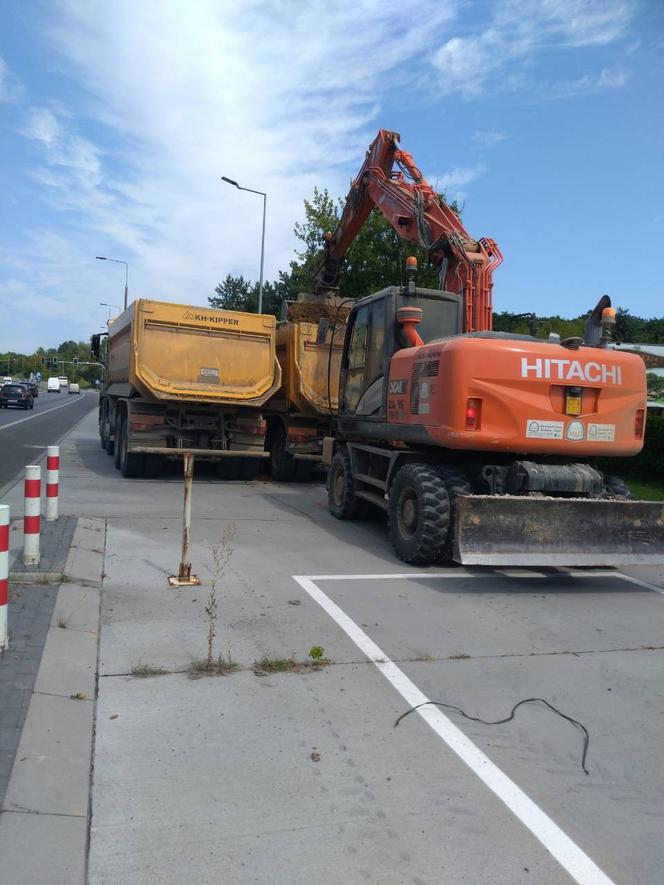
[45,446,60,522]
[23,465,41,566]
[0,505,8,651]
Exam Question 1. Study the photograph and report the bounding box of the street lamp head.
[96,256,107,260]
[221,176,239,188]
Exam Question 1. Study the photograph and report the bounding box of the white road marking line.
[294,574,616,885]
[615,572,664,595]
[0,395,85,432]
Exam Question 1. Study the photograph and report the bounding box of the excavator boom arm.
[315,129,502,332]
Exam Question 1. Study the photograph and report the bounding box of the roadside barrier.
[0,505,8,651]
[23,465,41,566]
[45,445,60,522]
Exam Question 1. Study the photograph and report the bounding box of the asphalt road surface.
[0,388,97,493]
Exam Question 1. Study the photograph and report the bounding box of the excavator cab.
[338,286,461,422]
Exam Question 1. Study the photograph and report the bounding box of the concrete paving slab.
[0,810,86,885]
[89,669,567,885]
[64,543,104,587]
[34,624,97,698]
[3,692,93,816]
[70,524,106,554]
[51,582,101,634]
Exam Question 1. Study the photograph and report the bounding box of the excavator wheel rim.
[398,492,418,539]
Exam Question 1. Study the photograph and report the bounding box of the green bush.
[594,415,664,483]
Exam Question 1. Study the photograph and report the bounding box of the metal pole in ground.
[168,453,200,587]
[23,465,41,566]
[0,505,8,651]
[45,446,60,522]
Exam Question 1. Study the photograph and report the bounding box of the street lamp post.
[96,257,129,310]
[99,302,122,322]
[221,176,266,314]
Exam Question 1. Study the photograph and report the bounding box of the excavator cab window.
[342,299,387,415]
[396,293,461,345]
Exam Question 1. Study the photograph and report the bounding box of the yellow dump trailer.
[94,299,281,478]
[264,298,347,480]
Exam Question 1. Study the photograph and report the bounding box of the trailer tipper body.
[264,299,347,480]
[96,299,281,478]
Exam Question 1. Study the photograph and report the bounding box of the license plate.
[566,395,582,416]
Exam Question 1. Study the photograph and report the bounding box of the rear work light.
[565,386,583,416]
[466,398,482,431]
[635,409,645,439]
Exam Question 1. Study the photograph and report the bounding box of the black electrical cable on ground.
[394,697,590,775]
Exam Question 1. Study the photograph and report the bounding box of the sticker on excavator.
[525,420,564,439]
[452,495,664,567]
[588,423,616,442]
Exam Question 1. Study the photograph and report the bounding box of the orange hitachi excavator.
[319,129,664,565]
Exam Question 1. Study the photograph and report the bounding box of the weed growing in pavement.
[131,665,169,678]
[57,617,68,629]
[254,654,297,674]
[188,653,239,678]
[69,692,86,700]
[308,645,331,668]
[205,523,237,667]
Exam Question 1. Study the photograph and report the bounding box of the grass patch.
[254,655,296,674]
[449,652,470,660]
[131,664,169,678]
[188,654,239,678]
[628,479,664,501]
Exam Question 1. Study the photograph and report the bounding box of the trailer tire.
[100,402,114,455]
[602,475,634,499]
[118,415,145,478]
[388,464,450,564]
[113,412,123,469]
[328,448,360,519]
[269,425,296,482]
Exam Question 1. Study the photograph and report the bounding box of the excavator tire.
[328,448,360,519]
[435,465,473,561]
[602,475,634,499]
[388,464,450,564]
[269,426,296,482]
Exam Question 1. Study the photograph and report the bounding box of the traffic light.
[73,357,78,366]
[52,358,58,368]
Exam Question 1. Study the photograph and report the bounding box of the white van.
[58,376,69,388]
[47,377,61,393]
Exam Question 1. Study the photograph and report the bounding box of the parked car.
[68,382,80,394]
[58,376,69,388]
[47,377,61,393]
[1,383,34,409]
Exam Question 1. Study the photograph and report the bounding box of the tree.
[208,274,286,318]
[283,187,442,300]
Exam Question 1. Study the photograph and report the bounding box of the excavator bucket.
[452,495,664,567]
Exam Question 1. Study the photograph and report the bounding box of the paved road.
[0,389,97,493]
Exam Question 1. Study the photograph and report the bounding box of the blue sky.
[1,0,663,352]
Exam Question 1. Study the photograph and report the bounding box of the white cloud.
[431,0,633,98]
[472,130,506,149]
[0,55,23,103]
[5,0,463,350]
[549,66,629,98]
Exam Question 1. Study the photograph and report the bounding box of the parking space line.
[0,396,84,432]
[615,572,664,595]
[294,573,616,885]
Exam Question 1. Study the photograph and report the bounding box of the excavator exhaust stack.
[453,495,664,567]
